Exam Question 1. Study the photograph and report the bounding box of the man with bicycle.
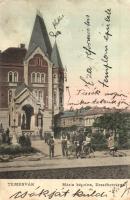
[83,133,95,158]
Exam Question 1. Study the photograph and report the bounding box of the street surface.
[0,139,130,178]
[0,139,129,172]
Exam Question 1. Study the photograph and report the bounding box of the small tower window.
[31,72,35,83]
[38,90,42,100]
[14,72,18,82]
[53,73,57,83]
[54,91,57,105]
[37,112,43,127]
[36,57,43,66]
[60,92,63,105]
[8,72,13,82]
[53,74,57,79]
[41,73,45,83]
[37,73,40,83]
[8,90,12,103]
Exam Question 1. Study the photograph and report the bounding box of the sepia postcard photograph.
[0,0,130,188]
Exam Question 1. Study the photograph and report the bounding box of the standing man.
[39,128,43,140]
[61,134,68,157]
[48,136,55,159]
[77,130,84,154]
[44,132,47,143]
[85,133,95,158]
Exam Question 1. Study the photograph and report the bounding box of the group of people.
[0,124,119,158]
[47,131,95,159]
[61,132,95,158]
[0,128,11,145]
[18,132,31,147]
[47,130,120,159]
[0,125,32,148]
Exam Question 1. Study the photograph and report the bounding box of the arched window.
[53,73,57,83]
[60,97,63,104]
[31,72,35,83]
[37,57,42,66]
[8,90,12,103]
[21,114,26,129]
[38,58,40,65]
[60,92,63,104]
[36,57,39,65]
[37,73,40,83]
[53,74,57,79]
[38,90,42,100]
[54,91,57,105]
[41,73,45,83]
[37,113,43,127]
[18,114,21,126]
[14,72,18,82]
[8,72,13,82]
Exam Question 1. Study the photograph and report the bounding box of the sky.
[0,0,130,109]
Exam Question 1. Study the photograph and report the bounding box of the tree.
[93,111,130,148]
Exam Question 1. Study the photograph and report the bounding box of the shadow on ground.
[0,165,130,179]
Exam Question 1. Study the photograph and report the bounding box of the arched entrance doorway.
[21,104,34,130]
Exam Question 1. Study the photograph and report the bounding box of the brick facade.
[0,13,64,137]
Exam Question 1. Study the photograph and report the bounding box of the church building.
[0,13,64,137]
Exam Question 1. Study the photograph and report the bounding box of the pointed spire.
[36,9,42,18]
[51,41,63,68]
[25,12,52,60]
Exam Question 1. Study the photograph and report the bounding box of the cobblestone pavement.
[0,140,130,179]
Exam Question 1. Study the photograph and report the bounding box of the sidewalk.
[0,140,130,172]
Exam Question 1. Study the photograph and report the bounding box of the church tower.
[0,12,64,136]
[24,13,53,112]
[51,41,64,115]
[21,12,64,135]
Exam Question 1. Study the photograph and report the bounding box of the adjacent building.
[55,107,119,131]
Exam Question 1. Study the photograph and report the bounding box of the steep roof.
[51,41,63,68]
[0,47,27,64]
[25,13,52,60]
[15,82,32,96]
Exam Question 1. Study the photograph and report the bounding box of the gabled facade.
[0,13,64,137]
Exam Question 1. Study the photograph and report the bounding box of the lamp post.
[38,106,44,139]
[13,119,16,132]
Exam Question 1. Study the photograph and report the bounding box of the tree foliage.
[93,111,130,148]
[93,112,128,131]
